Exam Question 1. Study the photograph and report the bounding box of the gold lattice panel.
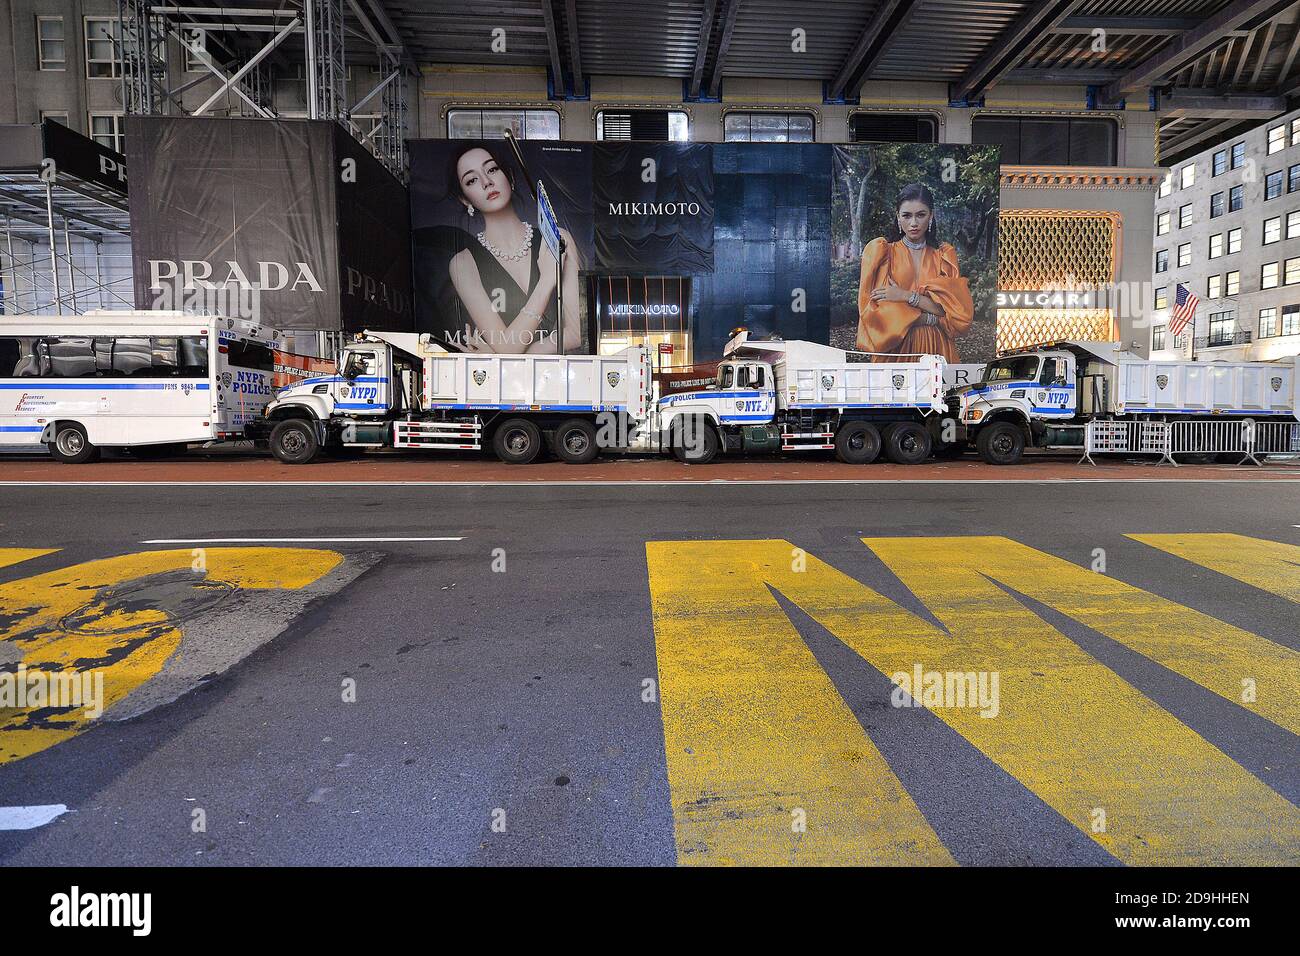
[996,309,1117,353]
[998,210,1120,288]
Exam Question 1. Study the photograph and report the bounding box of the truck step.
[392,419,483,451]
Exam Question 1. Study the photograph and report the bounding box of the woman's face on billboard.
[896,200,931,242]
[457,148,513,214]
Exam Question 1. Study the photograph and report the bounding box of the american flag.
[1169,283,1199,337]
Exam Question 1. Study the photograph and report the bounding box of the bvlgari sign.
[996,290,1106,309]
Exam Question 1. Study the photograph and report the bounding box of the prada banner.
[127,117,411,333]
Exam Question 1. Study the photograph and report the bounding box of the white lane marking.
[0,804,69,830]
[139,537,464,543]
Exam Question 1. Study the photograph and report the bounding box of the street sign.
[537,180,562,260]
[659,343,674,354]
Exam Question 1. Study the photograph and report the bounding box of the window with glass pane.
[1208,312,1234,344]
[1212,150,1227,176]
[1226,271,1239,296]
[1290,211,1300,239]
[1158,175,1171,197]
[1179,204,1192,227]
[1155,249,1168,273]
[1266,171,1283,199]
[1263,262,1280,288]
[84,18,119,78]
[1154,287,1168,310]
[1260,307,1278,337]
[37,17,65,70]
[1156,211,1170,235]
[1264,217,1281,244]
[1229,184,1243,210]
[970,116,1116,165]
[1231,142,1246,168]
[1289,164,1300,193]
[1178,243,1191,267]
[1284,305,1300,336]
[88,113,123,153]
[723,112,815,143]
[1209,192,1224,218]
[850,113,938,143]
[1293,120,1300,146]
[1181,164,1195,188]
[1269,125,1286,154]
[1207,275,1221,298]
[1287,258,1300,285]
[1209,234,1222,258]
[1227,227,1241,254]
[1152,326,1166,350]
[446,108,560,140]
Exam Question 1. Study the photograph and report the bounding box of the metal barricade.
[1080,420,1170,465]
[1166,420,1249,466]
[1245,420,1300,464]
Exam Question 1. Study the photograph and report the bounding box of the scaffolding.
[115,0,409,179]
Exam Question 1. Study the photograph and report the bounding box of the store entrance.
[592,275,692,371]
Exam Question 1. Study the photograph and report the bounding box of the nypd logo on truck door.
[473,370,487,386]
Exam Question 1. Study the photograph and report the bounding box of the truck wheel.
[493,418,543,464]
[883,422,932,465]
[835,422,881,464]
[553,418,599,465]
[671,420,719,464]
[976,421,1024,465]
[270,418,320,464]
[48,423,99,464]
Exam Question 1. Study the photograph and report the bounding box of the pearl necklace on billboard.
[901,236,927,251]
[477,223,534,262]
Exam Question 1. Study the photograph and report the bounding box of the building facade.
[1152,105,1300,363]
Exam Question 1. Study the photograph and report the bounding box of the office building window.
[724,112,815,142]
[1260,307,1278,337]
[1210,192,1225,218]
[1268,125,1286,154]
[1156,210,1170,235]
[970,115,1117,165]
[1284,305,1300,336]
[1181,164,1195,188]
[1264,217,1282,244]
[181,27,207,72]
[1212,149,1227,176]
[1262,261,1280,289]
[1158,174,1172,198]
[1229,184,1244,210]
[1209,234,1223,258]
[597,110,690,141]
[1226,270,1239,296]
[446,108,560,139]
[1290,164,1300,193]
[1177,243,1191,268]
[39,111,69,126]
[1287,257,1300,285]
[1154,286,1168,310]
[1208,312,1235,345]
[37,16,65,71]
[1152,326,1166,351]
[1207,274,1221,299]
[1179,203,1193,227]
[1231,142,1246,168]
[1227,227,1241,254]
[88,112,123,153]
[1290,210,1300,239]
[1155,249,1168,273]
[1266,170,1284,200]
[84,18,119,78]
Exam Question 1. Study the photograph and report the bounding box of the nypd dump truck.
[256,329,948,465]
[948,340,1299,464]
[0,311,278,463]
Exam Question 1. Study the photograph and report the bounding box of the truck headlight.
[965,408,983,422]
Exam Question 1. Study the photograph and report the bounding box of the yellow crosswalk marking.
[859,536,1300,865]
[0,548,343,764]
[1129,532,1300,606]
[646,540,955,866]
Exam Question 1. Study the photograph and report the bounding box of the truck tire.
[835,422,881,464]
[976,421,1025,465]
[553,418,599,465]
[48,423,99,464]
[671,420,719,464]
[493,418,543,464]
[270,418,321,465]
[883,421,932,465]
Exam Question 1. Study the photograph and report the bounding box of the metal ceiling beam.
[1161,89,1286,118]
[829,0,918,100]
[1006,67,1123,84]
[1160,118,1242,157]
[688,0,718,98]
[361,0,413,67]
[564,0,583,94]
[1054,16,1204,35]
[705,0,742,99]
[1103,0,1295,100]
[954,0,1086,101]
[539,1,567,93]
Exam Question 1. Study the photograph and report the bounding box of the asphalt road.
[0,479,1297,865]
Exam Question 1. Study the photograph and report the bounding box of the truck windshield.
[983,357,1040,383]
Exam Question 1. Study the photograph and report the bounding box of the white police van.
[0,311,277,462]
